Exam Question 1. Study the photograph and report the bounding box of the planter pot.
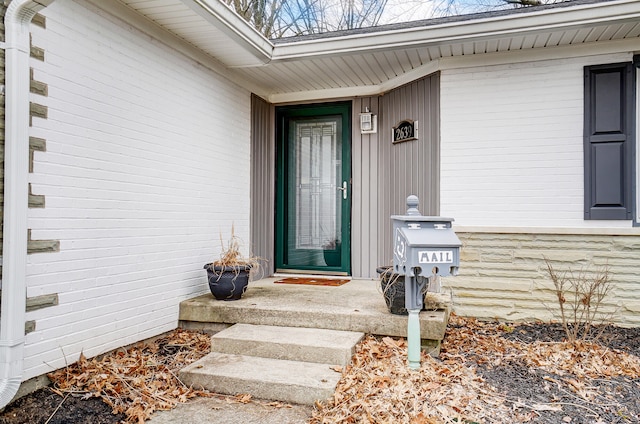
[376,266,431,315]
[204,264,251,301]
[376,266,407,315]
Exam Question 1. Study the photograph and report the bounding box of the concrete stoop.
[179,279,452,349]
[178,279,453,405]
[180,324,364,406]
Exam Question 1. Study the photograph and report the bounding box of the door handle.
[336,181,347,199]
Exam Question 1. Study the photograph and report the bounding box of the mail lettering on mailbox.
[419,250,454,264]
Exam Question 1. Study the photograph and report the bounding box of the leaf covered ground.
[311,316,640,423]
[0,329,212,424]
[1,317,639,424]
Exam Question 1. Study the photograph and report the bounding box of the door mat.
[274,277,350,287]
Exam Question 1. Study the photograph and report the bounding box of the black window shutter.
[584,63,634,220]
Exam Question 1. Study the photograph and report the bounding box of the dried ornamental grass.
[211,225,261,270]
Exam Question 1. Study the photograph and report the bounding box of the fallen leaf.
[234,393,252,404]
[531,403,563,412]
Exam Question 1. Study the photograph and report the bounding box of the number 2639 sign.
[392,120,418,144]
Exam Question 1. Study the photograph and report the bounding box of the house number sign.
[392,120,418,144]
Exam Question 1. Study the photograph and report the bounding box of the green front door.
[275,102,351,275]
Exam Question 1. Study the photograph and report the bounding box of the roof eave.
[181,0,274,65]
[269,0,640,62]
[266,34,638,104]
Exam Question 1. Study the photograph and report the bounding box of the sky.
[377,0,558,25]
[316,0,492,30]
[378,0,438,24]
[229,0,564,38]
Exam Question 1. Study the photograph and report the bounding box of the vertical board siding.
[444,231,640,327]
[261,74,440,279]
[250,94,275,273]
[340,74,441,278]
[440,54,632,228]
[24,1,251,379]
[376,74,440,270]
[351,97,380,278]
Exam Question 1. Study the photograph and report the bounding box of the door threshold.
[274,270,351,278]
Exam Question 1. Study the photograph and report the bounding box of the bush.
[544,257,614,343]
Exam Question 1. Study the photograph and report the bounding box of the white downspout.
[1,0,55,409]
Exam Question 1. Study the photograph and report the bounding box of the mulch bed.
[0,388,123,424]
[0,329,211,424]
[452,319,640,424]
[1,318,638,424]
[311,316,640,423]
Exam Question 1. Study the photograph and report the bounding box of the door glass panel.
[287,118,342,267]
[276,102,351,274]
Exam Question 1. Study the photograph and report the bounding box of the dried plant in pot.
[376,266,431,315]
[376,266,407,315]
[204,228,261,301]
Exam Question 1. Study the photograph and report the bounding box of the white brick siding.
[440,53,633,228]
[24,0,251,378]
[440,53,640,326]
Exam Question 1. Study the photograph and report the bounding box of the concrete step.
[179,279,451,342]
[180,352,343,405]
[210,324,363,366]
[180,324,364,405]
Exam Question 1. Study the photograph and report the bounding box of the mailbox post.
[391,195,461,369]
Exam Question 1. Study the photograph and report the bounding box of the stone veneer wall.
[442,230,640,327]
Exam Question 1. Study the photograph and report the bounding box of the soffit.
[117,0,272,66]
[115,0,640,102]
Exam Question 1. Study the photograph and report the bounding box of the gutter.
[1,0,55,409]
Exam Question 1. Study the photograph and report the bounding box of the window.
[583,62,634,220]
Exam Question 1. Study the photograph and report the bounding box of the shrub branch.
[544,257,614,343]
